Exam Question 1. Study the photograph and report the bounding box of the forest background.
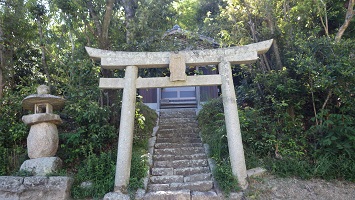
[0,0,354,199]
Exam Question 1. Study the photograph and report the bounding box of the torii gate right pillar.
[219,60,248,188]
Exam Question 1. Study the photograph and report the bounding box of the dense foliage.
[0,0,354,198]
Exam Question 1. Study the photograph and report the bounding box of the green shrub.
[198,98,240,194]
[71,151,116,199]
[68,100,157,199]
[214,160,240,194]
[309,110,355,157]
[0,87,30,175]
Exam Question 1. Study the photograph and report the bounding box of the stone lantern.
[20,85,65,175]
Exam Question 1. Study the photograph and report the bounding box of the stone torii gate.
[85,39,273,194]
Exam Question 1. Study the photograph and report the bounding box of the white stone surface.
[20,157,62,176]
[100,75,222,89]
[22,113,62,125]
[144,190,191,200]
[114,65,138,192]
[247,167,267,177]
[85,39,273,69]
[27,122,59,159]
[169,53,187,81]
[219,61,248,189]
[103,192,130,200]
[37,85,50,94]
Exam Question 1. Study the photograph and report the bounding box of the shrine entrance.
[86,39,273,195]
[161,86,197,108]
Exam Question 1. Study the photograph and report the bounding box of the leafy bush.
[198,98,240,194]
[67,101,157,199]
[0,87,30,175]
[308,110,355,157]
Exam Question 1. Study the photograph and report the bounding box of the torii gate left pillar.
[85,39,273,195]
[114,65,138,192]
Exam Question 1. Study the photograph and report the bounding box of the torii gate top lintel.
[85,39,273,69]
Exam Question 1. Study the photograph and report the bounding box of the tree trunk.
[121,0,137,45]
[265,11,283,70]
[87,0,120,126]
[0,25,4,99]
[37,17,51,86]
[335,0,355,42]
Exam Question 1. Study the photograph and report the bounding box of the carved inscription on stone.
[169,53,186,82]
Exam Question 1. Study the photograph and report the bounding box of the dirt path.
[243,174,355,200]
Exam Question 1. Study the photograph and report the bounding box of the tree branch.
[101,0,115,49]
[335,0,355,42]
[315,0,329,37]
[86,1,102,39]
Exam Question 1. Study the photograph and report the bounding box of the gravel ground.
[243,174,355,200]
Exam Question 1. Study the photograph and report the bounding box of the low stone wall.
[0,176,73,200]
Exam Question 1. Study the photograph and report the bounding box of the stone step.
[153,159,208,168]
[155,143,203,149]
[158,123,199,130]
[148,181,213,192]
[191,191,220,200]
[184,173,212,182]
[171,181,214,191]
[157,128,200,134]
[151,168,174,176]
[160,109,197,117]
[144,190,191,200]
[159,118,197,124]
[174,167,211,176]
[154,147,205,156]
[156,133,200,139]
[153,153,207,162]
[150,175,184,184]
[156,137,202,144]
[151,169,213,183]
[144,190,220,200]
[147,184,170,192]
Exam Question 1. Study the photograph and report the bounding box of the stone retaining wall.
[0,176,73,200]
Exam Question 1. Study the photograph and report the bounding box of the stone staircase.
[144,109,220,200]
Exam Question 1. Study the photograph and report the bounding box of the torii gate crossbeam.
[86,39,273,195]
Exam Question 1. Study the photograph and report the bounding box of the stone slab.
[247,167,267,178]
[86,39,273,69]
[150,175,184,184]
[191,191,220,200]
[169,53,187,82]
[22,94,65,111]
[100,75,222,89]
[0,176,73,200]
[170,181,213,191]
[20,157,62,176]
[147,183,170,192]
[151,168,174,176]
[104,192,130,200]
[144,190,191,200]
[22,113,62,125]
[184,173,212,182]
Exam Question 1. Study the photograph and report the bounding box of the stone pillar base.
[20,157,62,176]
